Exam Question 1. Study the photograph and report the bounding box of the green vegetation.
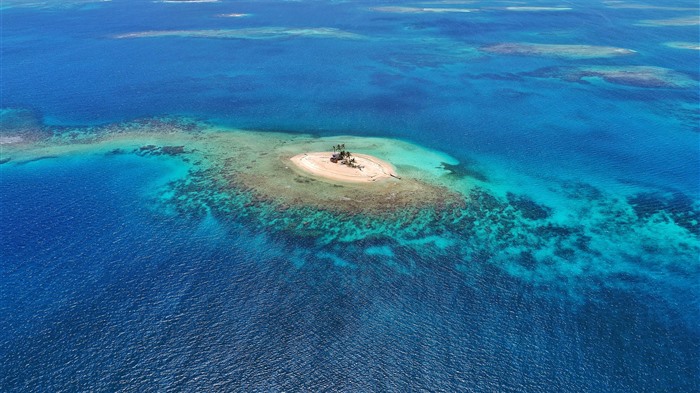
[331,144,363,169]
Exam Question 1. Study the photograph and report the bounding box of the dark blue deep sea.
[1,1,699,391]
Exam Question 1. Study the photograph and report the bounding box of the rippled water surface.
[1,0,698,391]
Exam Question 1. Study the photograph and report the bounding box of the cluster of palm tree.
[331,144,346,155]
[331,144,363,169]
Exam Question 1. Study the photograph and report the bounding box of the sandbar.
[290,152,396,183]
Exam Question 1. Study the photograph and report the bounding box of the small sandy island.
[290,152,397,183]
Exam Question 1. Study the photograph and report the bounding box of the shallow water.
[1,0,699,391]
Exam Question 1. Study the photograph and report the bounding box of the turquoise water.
[1,1,699,391]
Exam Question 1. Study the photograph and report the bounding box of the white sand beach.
[290,152,397,183]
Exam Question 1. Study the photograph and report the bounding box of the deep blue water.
[1,0,699,391]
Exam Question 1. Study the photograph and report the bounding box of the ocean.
[1,0,698,391]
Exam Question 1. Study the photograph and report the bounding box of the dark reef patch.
[522,66,584,84]
[16,155,59,165]
[468,188,503,212]
[441,161,488,182]
[523,66,695,89]
[507,192,552,220]
[0,107,44,132]
[161,145,186,156]
[517,251,538,270]
[134,145,189,157]
[535,223,575,238]
[293,176,315,184]
[628,191,700,234]
[559,181,603,201]
[461,72,524,82]
[329,91,426,115]
[494,88,533,100]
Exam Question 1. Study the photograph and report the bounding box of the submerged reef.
[1,114,698,299]
[665,42,700,50]
[480,43,636,58]
[604,3,698,11]
[628,191,700,235]
[500,7,571,12]
[370,6,475,14]
[0,0,109,10]
[636,15,700,27]
[156,0,220,3]
[525,66,696,89]
[370,4,572,13]
[114,27,364,40]
[0,113,462,217]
